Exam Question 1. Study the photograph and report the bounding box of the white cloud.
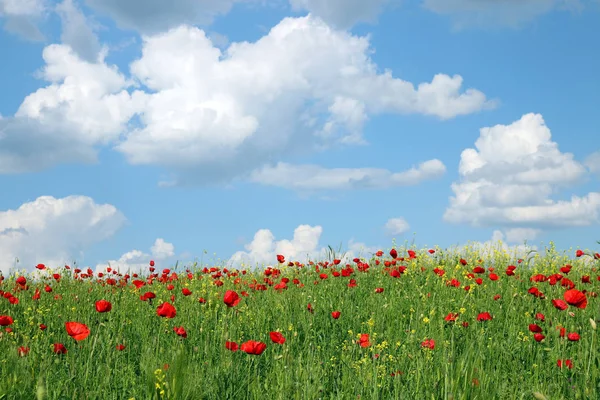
[0,196,126,275]
[384,217,410,236]
[503,227,541,243]
[444,113,600,230]
[2,15,491,186]
[95,238,175,274]
[116,16,490,185]
[83,0,243,34]
[422,0,584,29]
[249,159,446,191]
[289,0,391,29]
[0,44,146,173]
[0,0,46,40]
[56,0,102,63]
[228,224,378,268]
[151,238,175,259]
[463,230,538,261]
[585,151,600,174]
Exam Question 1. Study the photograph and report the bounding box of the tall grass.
[0,243,598,399]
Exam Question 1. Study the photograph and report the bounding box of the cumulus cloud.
[83,0,243,34]
[94,238,176,274]
[249,159,446,191]
[585,151,600,174]
[0,44,146,173]
[116,16,491,185]
[2,15,491,187]
[465,230,538,262]
[228,224,378,268]
[0,0,46,40]
[422,0,585,29]
[56,0,102,63]
[0,196,126,275]
[289,0,391,29]
[444,113,600,231]
[384,218,410,236]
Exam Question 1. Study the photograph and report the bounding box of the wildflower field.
[1,243,599,400]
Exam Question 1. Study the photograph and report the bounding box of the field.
[0,243,599,400]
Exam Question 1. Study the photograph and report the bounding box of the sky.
[0,0,599,275]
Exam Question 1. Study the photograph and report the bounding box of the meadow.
[0,242,599,400]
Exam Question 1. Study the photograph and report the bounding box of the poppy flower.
[533,334,545,342]
[535,313,545,322]
[307,303,314,313]
[277,255,285,264]
[156,302,177,318]
[182,288,192,296]
[421,339,435,349]
[65,322,90,341]
[331,311,341,319]
[240,340,267,355]
[529,324,542,333]
[149,260,155,267]
[347,279,357,288]
[552,299,568,311]
[270,331,286,344]
[223,290,240,308]
[53,343,67,354]
[563,289,587,309]
[95,300,112,313]
[173,326,187,338]
[575,250,584,257]
[390,249,398,259]
[567,332,580,341]
[16,276,26,286]
[36,264,46,270]
[375,287,384,293]
[225,341,238,352]
[358,334,371,348]
[116,344,126,351]
[0,316,13,326]
[557,359,573,369]
[17,346,30,357]
[477,312,493,321]
[444,313,459,322]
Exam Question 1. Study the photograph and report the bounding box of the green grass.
[0,243,599,400]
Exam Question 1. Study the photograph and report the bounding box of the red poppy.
[390,249,398,259]
[17,346,30,357]
[269,331,286,344]
[358,334,371,348]
[95,300,112,313]
[53,343,67,354]
[173,326,187,338]
[535,313,545,322]
[552,299,568,311]
[276,255,285,264]
[557,359,573,369]
[533,334,545,342]
[575,250,584,257]
[0,315,13,326]
[240,340,267,355]
[36,264,46,270]
[421,339,435,349]
[225,341,238,352]
[444,313,459,322]
[223,290,241,307]
[16,276,26,286]
[563,289,587,309]
[529,324,542,333]
[156,302,177,318]
[489,273,499,281]
[149,260,155,267]
[307,303,314,313]
[567,332,580,341]
[116,344,126,351]
[477,312,492,321]
[65,322,90,341]
[375,287,384,293]
[331,311,341,319]
[182,288,192,296]
[459,259,468,266]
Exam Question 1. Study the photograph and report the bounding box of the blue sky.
[0,0,599,274]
